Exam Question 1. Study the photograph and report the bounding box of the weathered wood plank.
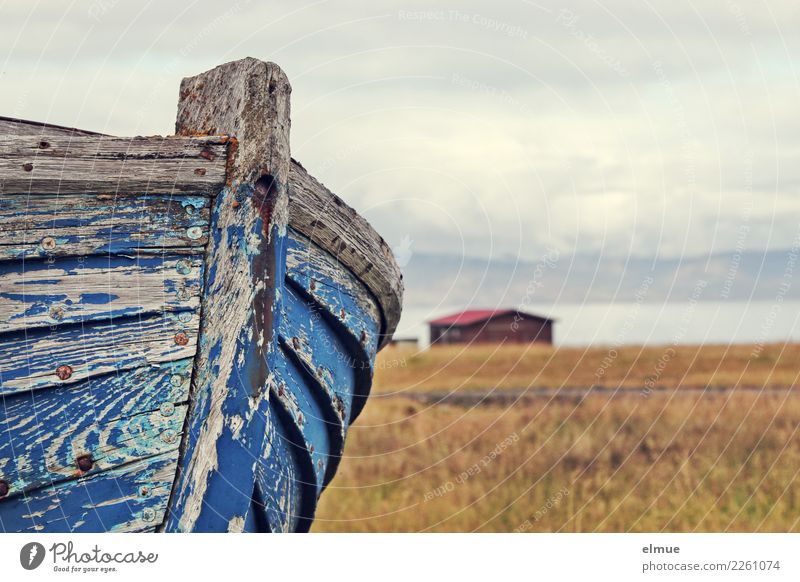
[279,281,359,426]
[0,359,190,498]
[288,160,403,347]
[0,311,199,394]
[286,228,381,358]
[0,135,228,195]
[253,410,305,533]
[0,254,203,333]
[0,194,210,260]
[165,57,292,533]
[0,450,178,533]
[0,116,100,138]
[272,339,335,492]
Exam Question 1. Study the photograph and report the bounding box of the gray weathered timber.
[0,116,100,138]
[165,58,291,533]
[288,160,403,347]
[0,135,228,195]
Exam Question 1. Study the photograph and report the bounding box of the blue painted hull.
[0,209,381,533]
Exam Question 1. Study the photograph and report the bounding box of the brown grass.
[313,343,800,532]
[371,342,800,393]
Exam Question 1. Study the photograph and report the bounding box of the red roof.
[430,308,554,327]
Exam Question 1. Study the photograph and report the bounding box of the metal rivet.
[309,279,316,291]
[360,330,368,345]
[160,402,175,417]
[0,480,9,498]
[22,162,33,172]
[41,237,56,250]
[161,429,178,444]
[55,365,73,380]
[297,413,304,426]
[309,444,315,454]
[177,289,190,301]
[177,311,193,323]
[170,374,185,387]
[292,337,300,350]
[176,259,192,275]
[340,308,346,319]
[142,508,156,522]
[38,141,50,149]
[277,383,285,397]
[193,168,206,176]
[186,226,203,240]
[317,459,323,472]
[174,332,189,346]
[139,485,150,497]
[76,455,94,472]
[49,305,64,321]
[185,204,196,215]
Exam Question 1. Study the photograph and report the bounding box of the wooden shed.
[429,309,553,345]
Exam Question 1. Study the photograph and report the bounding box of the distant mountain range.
[400,248,798,308]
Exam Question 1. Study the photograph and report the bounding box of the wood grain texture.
[0,116,100,137]
[0,361,190,493]
[288,160,403,347]
[165,57,292,533]
[286,228,380,357]
[0,311,199,394]
[0,193,210,260]
[0,254,203,333]
[0,450,179,533]
[0,135,227,195]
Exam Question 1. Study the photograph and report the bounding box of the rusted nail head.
[22,162,33,172]
[231,199,240,209]
[199,148,215,161]
[49,305,64,321]
[309,279,316,291]
[292,337,300,350]
[360,330,368,344]
[55,364,73,380]
[0,480,9,498]
[277,383,285,397]
[41,237,57,250]
[174,332,189,346]
[38,140,50,149]
[139,485,150,497]
[193,167,207,176]
[76,454,94,472]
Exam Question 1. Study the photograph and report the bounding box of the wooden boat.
[0,58,403,532]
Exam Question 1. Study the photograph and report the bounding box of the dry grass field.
[313,343,800,532]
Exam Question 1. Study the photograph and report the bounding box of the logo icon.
[393,235,414,268]
[20,542,45,570]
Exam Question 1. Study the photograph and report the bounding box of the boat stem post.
[163,57,291,533]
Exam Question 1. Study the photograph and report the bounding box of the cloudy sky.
[2,0,798,264]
